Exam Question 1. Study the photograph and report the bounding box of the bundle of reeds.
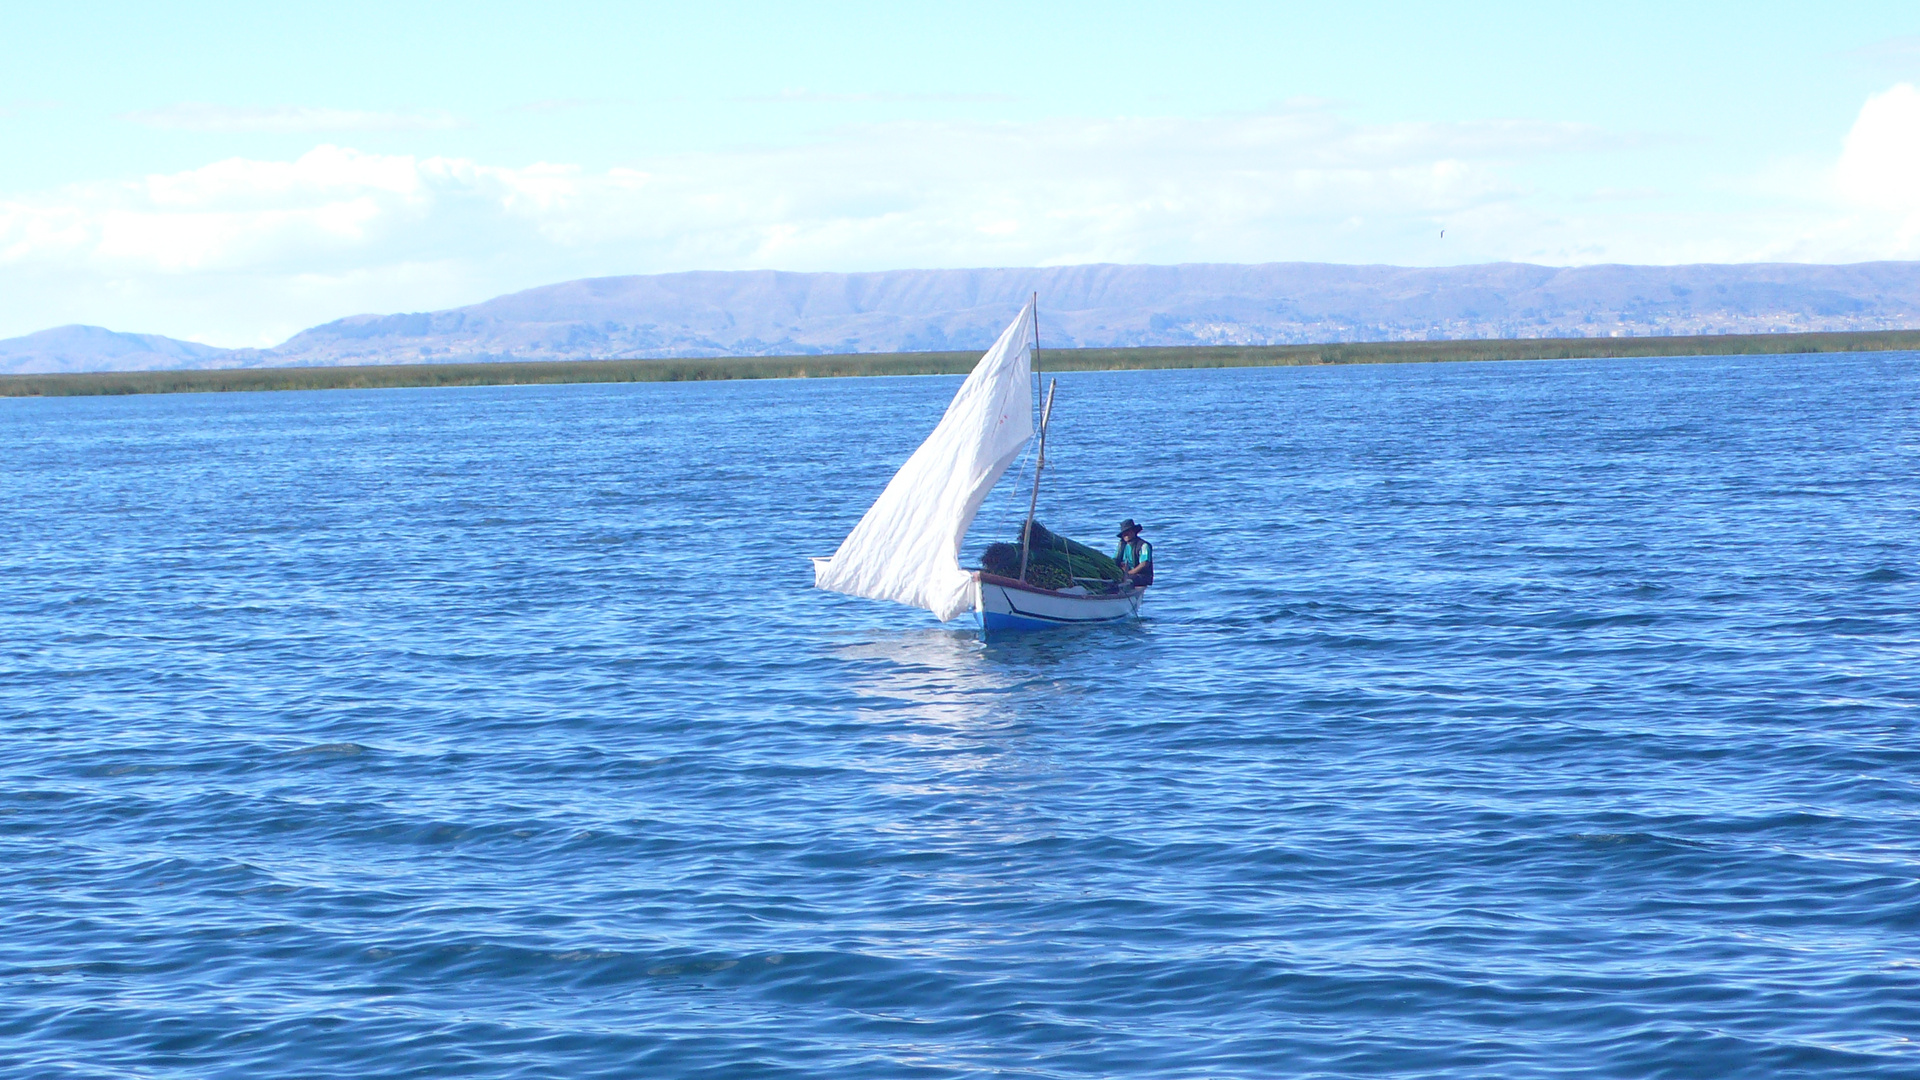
[978,522,1124,590]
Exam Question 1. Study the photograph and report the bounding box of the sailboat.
[812,296,1147,635]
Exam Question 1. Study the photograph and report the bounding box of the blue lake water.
[3,352,1918,1079]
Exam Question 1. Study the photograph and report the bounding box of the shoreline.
[5,329,1918,397]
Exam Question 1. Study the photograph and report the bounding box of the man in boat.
[1116,520,1153,588]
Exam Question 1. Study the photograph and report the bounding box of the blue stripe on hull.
[980,610,1061,634]
[978,607,1137,636]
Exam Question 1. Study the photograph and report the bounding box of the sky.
[3,0,1919,347]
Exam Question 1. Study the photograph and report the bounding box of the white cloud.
[1847,35,1920,67]
[736,88,1019,104]
[1,95,1917,345]
[1726,81,1920,264]
[1835,83,1920,213]
[122,103,464,133]
[505,98,617,115]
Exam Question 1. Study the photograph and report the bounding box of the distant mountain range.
[7,261,1920,375]
[0,325,235,375]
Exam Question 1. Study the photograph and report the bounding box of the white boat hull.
[973,572,1144,635]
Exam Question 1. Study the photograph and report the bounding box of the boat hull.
[973,572,1144,635]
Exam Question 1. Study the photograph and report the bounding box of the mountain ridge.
[0,324,235,375]
[7,261,1920,374]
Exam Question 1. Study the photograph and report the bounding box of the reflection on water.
[830,618,1159,730]
[826,627,1095,861]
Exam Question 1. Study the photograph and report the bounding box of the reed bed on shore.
[6,330,1918,397]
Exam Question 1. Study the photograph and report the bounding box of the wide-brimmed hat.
[1117,519,1144,537]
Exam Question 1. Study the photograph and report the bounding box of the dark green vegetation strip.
[0,353,985,397]
[7,330,1919,397]
[1040,329,1920,371]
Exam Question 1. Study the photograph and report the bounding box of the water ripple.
[2,353,1918,1077]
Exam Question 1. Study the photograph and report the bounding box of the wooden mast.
[1018,295,1053,584]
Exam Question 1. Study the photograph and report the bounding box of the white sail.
[813,299,1036,621]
